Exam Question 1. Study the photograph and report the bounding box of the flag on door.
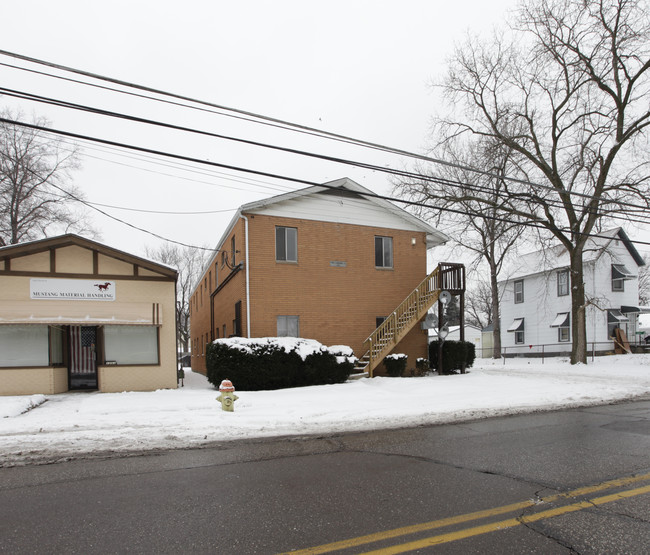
[70,326,96,374]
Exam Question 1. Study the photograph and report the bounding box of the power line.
[2,50,647,213]
[4,116,650,250]
[4,85,650,227]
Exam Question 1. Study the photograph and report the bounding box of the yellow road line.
[284,472,650,555]
[361,484,650,554]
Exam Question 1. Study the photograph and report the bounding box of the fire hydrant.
[216,379,239,412]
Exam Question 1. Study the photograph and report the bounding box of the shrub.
[206,337,353,390]
[383,353,407,377]
[411,357,429,377]
[428,340,476,375]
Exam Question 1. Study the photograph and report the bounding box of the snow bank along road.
[1,355,649,466]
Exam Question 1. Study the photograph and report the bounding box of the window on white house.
[277,315,300,337]
[375,236,393,268]
[611,264,634,292]
[104,326,159,365]
[0,325,49,367]
[607,309,629,339]
[557,269,569,297]
[550,312,570,342]
[507,318,525,344]
[276,226,298,262]
[514,280,524,303]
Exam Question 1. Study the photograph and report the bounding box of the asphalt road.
[1,399,649,554]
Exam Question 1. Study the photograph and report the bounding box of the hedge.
[206,337,354,390]
[428,340,476,375]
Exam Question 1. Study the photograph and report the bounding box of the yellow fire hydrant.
[216,379,239,412]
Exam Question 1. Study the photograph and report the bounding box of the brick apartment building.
[189,178,449,376]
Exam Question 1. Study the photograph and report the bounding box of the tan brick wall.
[0,367,55,395]
[98,365,177,392]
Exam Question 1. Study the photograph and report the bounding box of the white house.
[499,229,646,356]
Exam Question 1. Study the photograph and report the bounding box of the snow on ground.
[1,354,649,466]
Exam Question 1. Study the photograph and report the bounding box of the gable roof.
[0,234,178,279]
[213,177,448,255]
[504,228,645,281]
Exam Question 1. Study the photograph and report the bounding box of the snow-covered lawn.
[1,354,649,466]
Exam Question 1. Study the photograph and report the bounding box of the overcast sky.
[2,0,648,261]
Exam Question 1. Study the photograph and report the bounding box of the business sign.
[30,279,116,301]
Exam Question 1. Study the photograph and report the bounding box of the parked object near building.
[189,177,457,377]
[0,235,178,395]
[499,229,647,356]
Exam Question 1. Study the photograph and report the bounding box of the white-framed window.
[507,318,525,344]
[0,325,49,367]
[276,226,298,262]
[611,264,634,292]
[277,315,299,337]
[104,326,159,365]
[375,236,393,268]
[514,280,524,304]
[550,312,570,342]
[557,269,569,297]
[607,309,629,339]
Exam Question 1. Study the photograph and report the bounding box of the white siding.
[249,192,425,232]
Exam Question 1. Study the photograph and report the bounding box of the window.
[550,313,570,342]
[223,324,226,338]
[514,280,524,303]
[376,317,386,328]
[234,301,242,337]
[611,264,634,292]
[231,236,236,266]
[0,325,49,367]
[104,326,159,365]
[557,270,569,297]
[49,325,65,365]
[277,315,300,337]
[507,318,525,344]
[276,226,297,262]
[607,309,629,339]
[375,236,393,268]
[205,333,209,354]
[221,251,226,268]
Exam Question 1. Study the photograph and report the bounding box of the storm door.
[68,326,98,390]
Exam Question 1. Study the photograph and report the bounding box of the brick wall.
[191,213,432,376]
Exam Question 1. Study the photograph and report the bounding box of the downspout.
[241,214,251,338]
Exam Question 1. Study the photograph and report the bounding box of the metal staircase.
[352,263,465,378]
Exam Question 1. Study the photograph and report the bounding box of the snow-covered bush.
[206,337,353,390]
[383,353,407,377]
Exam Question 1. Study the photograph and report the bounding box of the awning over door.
[550,312,570,327]
[507,318,524,332]
[0,301,162,325]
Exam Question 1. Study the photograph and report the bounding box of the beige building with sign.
[0,235,178,395]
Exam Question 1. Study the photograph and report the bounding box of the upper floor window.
[276,226,297,262]
[231,236,236,266]
[375,236,393,268]
[611,264,633,292]
[514,279,524,304]
[557,269,569,297]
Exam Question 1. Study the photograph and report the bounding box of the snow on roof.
[505,228,644,281]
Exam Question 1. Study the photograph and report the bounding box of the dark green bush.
[206,339,353,390]
[428,340,476,375]
[383,354,407,377]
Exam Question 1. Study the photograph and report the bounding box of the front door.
[69,326,98,390]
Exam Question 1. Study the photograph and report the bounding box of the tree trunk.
[569,250,587,364]
[490,264,502,359]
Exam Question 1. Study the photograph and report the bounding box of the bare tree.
[145,243,210,353]
[639,256,650,305]
[397,137,525,358]
[439,0,650,363]
[0,110,90,245]
[465,276,494,330]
